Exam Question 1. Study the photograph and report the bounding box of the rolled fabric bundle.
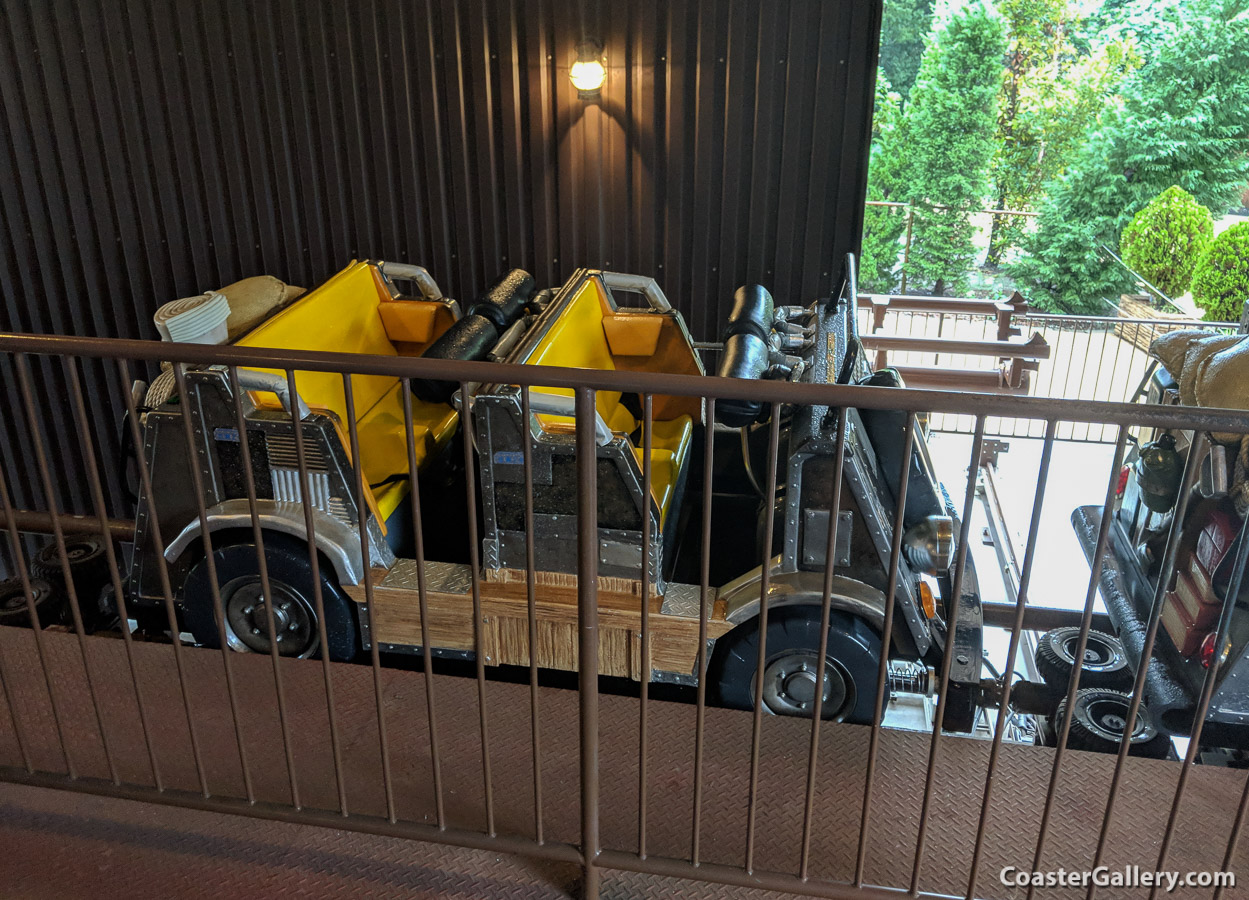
[217,275,306,340]
[1151,330,1249,444]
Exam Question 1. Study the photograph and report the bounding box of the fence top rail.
[861,299,1222,330]
[858,293,1024,314]
[2,330,1247,435]
[1025,312,1227,328]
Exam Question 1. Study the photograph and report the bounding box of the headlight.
[902,515,955,574]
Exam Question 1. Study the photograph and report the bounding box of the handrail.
[2,330,1247,434]
[860,333,1050,360]
[858,293,1027,314]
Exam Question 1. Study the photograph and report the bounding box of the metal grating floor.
[1,626,1247,899]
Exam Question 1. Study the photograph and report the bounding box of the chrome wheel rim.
[221,575,318,658]
[755,650,851,718]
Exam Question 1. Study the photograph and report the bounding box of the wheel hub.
[222,576,317,657]
[65,542,94,562]
[1066,636,1113,669]
[1087,697,1153,742]
[758,651,850,718]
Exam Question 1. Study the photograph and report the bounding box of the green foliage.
[986,0,1138,265]
[1191,223,1249,322]
[879,0,937,100]
[1010,0,1249,313]
[1118,186,1213,299]
[1080,0,1185,62]
[899,1,1007,295]
[860,73,909,292]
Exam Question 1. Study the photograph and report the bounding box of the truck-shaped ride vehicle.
[124,256,986,728]
[1071,346,1249,753]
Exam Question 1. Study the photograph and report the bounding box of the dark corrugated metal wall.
[0,0,880,522]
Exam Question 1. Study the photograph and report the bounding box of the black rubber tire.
[181,533,358,662]
[30,536,112,630]
[1056,688,1171,759]
[1036,627,1133,691]
[709,606,882,724]
[0,576,64,628]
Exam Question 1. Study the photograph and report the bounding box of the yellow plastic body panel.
[378,300,439,344]
[631,415,693,527]
[602,312,663,357]
[236,260,458,521]
[520,275,694,526]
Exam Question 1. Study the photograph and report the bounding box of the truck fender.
[718,558,889,640]
[163,498,367,585]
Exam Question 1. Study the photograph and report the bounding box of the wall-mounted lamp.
[570,40,606,98]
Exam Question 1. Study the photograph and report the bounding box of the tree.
[1191,223,1249,323]
[860,73,909,292]
[985,0,1137,265]
[879,0,937,101]
[1010,0,1249,313]
[1118,186,1213,300]
[898,2,1007,295]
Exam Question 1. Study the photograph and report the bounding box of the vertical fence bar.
[900,206,914,294]
[1216,777,1249,900]
[1027,427,1129,897]
[169,363,253,802]
[966,418,1057,899]
[460,380,495,835]
[342,372,397,823]
[288,369,349,817]
[745,403,783,874]
[226,365,301,809]
[575,386,601,900]
[910,415,986,894]
[14,355,119,784]
[1086,431,1207,900]
[798,406,850,880]
[1101,326,1129,441]
[66,357,161,789]
[690,396,716,867]
[117,358,210,797]
[0,451,69,775]
[855,415,918,887]
[0,489,34,772]
[638,392,652,859]
[1085,330,1110,440]
[1148,509,1249,899]
[521,386,543,844]
[400,378,445,829]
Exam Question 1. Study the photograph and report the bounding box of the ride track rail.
[1,328,1248,900]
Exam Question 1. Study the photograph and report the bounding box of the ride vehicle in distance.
[121,255,989,730]
[1070,357,1249,756]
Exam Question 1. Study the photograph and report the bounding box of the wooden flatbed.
[345,560,735,679]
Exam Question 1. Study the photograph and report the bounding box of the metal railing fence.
[0,330,1247,899]
[858,304,1236,442]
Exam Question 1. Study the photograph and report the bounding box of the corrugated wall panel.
[0,0,881,523]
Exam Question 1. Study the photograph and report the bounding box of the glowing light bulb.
[571,42,605,97]
[571,59,606,93]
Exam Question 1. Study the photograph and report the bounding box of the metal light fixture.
[570,40,606,98]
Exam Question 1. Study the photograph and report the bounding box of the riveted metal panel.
[0,0,881,522]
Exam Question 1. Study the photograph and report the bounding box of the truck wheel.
[1056,688,1170,759]
[31,537,112,631]
[181,534,358,662]
[709,606,882,723]
[1036,627,1133,691]
[0,577,63,628]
